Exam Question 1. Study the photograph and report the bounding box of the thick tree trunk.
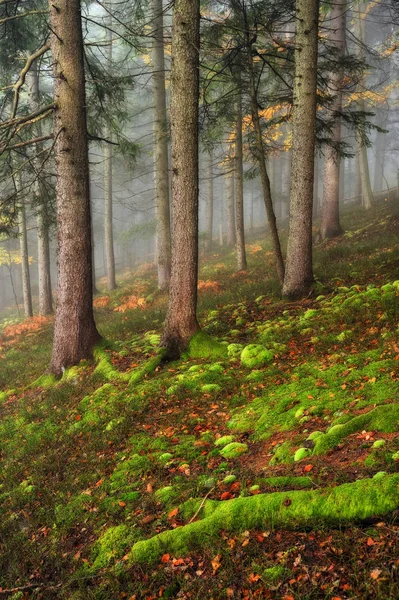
[17,176,33,318]
[205,150,214,253]
[49,0,101,376]
[161,0,200,358]
[152,0,171,291]
[235,92,247,271]
[26,63,53,315]
[247,51,284,285]
[103,8,117,291]
[226,160,236,246]
[283,0,319,299]
[320,0,345,240]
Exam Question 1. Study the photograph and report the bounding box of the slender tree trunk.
[26,63,53,315]
[356,150,362,200]
[235,91,247,271]
[103,8,117,291]
[354,2,373,210]
[49,0,101,376]
[91,206,99,295]
[152,0,172,291]
[320,0,345,240]
[282,0,319,299]
[373,124,387,191]
[205,150,214,253]
[226,159,236,246]
[161,0,200,358]
[17,175,33,318]
[247,49,285,285]
[313,150,319,218]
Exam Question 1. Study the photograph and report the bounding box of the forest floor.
[1,196,399,599]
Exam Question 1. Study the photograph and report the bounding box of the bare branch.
[10,43,51,121]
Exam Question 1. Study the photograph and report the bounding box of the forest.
[0,0,399,598]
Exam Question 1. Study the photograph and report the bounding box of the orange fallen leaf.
[168,507,179,519]
[370,568,382,580]
[161,554,170,563]
[304,464,313,472]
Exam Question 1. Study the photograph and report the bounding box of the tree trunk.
[247,49,285,285]
[226,159,236,246]
[205,150,214,253]
[17,175,33,318]
[161,0,200,358]
[152,0,171,291]
[373,123,387,192]
[282,0,319,299]
[313,150,319,218]
[354,2,373,210]
[26,63,53,315]
[320,0,345,240]
[49,0,101,376]
[235,91,247,271]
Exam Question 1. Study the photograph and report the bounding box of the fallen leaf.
[211,554,222,573]
[168,507,179,519]
[370,568,382,580]
[304,464,313,472]
[161,554,170,563]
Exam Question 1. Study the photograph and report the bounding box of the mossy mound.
[129,474,399,564]
[186,332,227,359]
[220,442,248,459]
[240,344,274,369]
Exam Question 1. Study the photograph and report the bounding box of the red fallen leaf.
[75,415,81,421]
[256,534,264,543]
[370,568,382,580]
[142,514,156,524]
[282,595,295,600]
[367,537,374,546]
[304,464,313,472]
[230,482,241,492]
[118,501,126,507]
[168,507,179,519]
[220,491,233,500]
[331,597,342,600]
[161,553,170,563]
[248,573,261,583]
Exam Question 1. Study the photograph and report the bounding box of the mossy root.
[129,474,399,564]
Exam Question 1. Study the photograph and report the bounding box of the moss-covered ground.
[1,198,399,599]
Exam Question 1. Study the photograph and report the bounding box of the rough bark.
[235,92,247,272]
[152,0,171,291]
[17,175,33,318]
[205,150,214,253]
[226,160,236,246]
[161,0,200,358]
[49,0,101,376]
[320,0,345,240]
[282,0,319,299]
[26,63,53,315]
[247,49,284,285]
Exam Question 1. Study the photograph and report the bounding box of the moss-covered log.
[129,474,399,564]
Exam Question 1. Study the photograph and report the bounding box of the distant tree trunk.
[313,150,319,218]
[152,0,171,291]
[26,63,53,315]
[49,0,101,376]
[103,9,117,291]
[283,0,319,299]
[235,91,247,271]
[205,150,214,253]
[16,175,33,318]
[354,1,373,210]
[91,207,99,295]
[247,48,284,285]
[373,124,387,191]
[226,159,236,246]
[161,0,200,358]
[320,0,345,240]
[355,150,362,200]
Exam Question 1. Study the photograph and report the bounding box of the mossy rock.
[214,435,235,447]
[294,447,312,462]
[240,344,274,369]
[220,442,248,459]
[372,439,386,449]
[227,343,244,359]
[223,474,237,484]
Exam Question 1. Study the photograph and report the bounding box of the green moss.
[30,373,57,389]
[93,346,128,383]
[258,476,313,490]
[313,404,399,455]
[201,384,221,394]
[240,344,274,369]
[220,442,248,459]
[129,474,399,564]
[214,435,235,447]
[128,350,167,387]
[373,439,386,449]
[270,441,294,465]
[154,486,179,506]
[223,474,237,484]
[227,343,243,359]
[92,525,137,570]
[185,332,227,359]
[294,447,312,462]
[262,565,287,583]
[159,452,173,463]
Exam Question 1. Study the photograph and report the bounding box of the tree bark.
[320,0,345,240]
[17,174,33,318]
[161,0,200,358]
[373,122,387,191]
[283,0,319,299]
[26,63,53,315]
[226,159,236,246]
[49,0,101,376]
[152,0,171,291]
[205,149,214,253]
[235,91,247,271]
[247,48,284,285]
